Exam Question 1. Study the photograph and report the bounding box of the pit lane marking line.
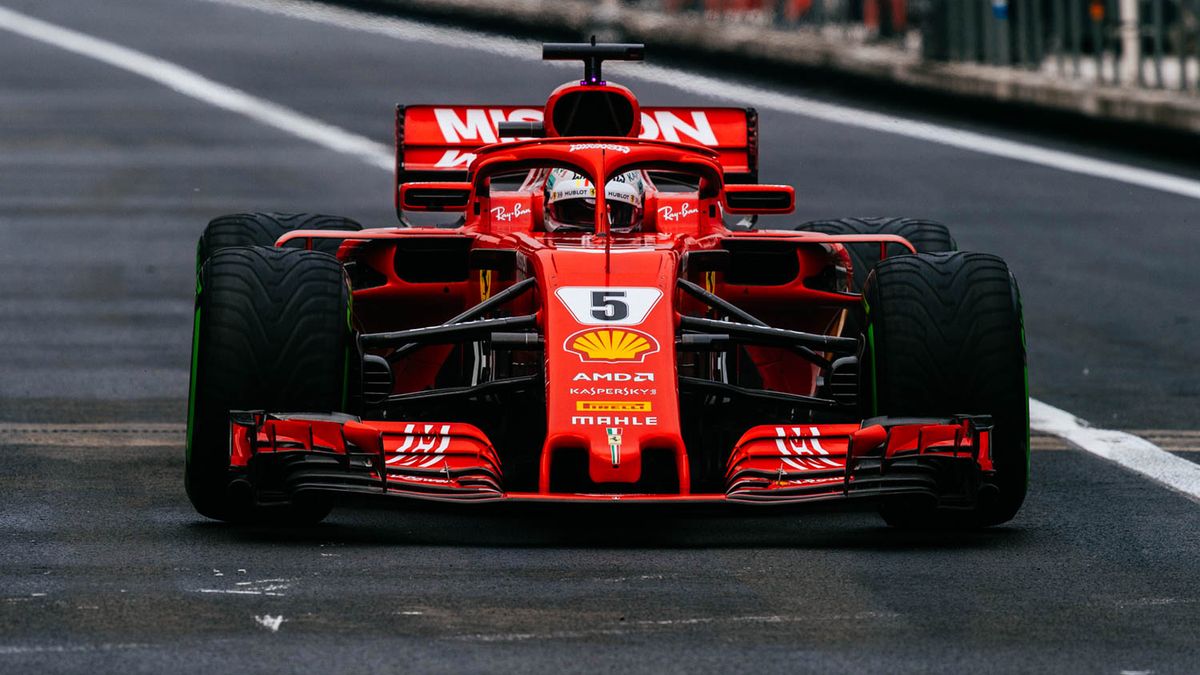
[0,423,183,447]
[0,5,392,172]
[0,643,150,656]
[1125,430,1200,452]
[1032,400,1200,504]
[2,3,1196,502]
[199,0,1200,202]
[0,424,183,434]
[454,611,901,642]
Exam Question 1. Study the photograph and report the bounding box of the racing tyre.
[795,217,956,290]
[196,212,362,266]
[862,252,1028,528]
[186,246,352,524]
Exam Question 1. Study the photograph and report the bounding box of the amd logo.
[572,372,655,382]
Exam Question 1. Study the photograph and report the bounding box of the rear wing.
[395,104,758,188]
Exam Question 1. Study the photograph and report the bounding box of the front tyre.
[796,217,956,340]
[186,246,352,524]
[862,252,1028,528]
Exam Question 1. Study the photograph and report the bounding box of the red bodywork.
[229,61,996,509]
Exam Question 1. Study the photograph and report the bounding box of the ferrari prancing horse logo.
[607,427,623,467]
[479,270,492,301]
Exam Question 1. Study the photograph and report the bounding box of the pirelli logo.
[575,401,652,412]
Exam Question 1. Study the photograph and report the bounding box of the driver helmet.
[544,169,644,233]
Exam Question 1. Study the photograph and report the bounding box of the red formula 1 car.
[185,43,1028,528]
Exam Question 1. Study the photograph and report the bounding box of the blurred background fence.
[621,0,1200,92]
[330,0,1200,130]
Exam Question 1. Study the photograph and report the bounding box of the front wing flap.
[726,418,992,505]
[230,413,504,502]
[229,413,993,506]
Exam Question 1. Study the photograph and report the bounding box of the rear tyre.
[196,212,362,267]
[862,252,1028,528]
[186,246,353,524]
[795,217,956,290]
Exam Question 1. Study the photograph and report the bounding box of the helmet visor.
[607,201,640,232]
[548,198,596,230]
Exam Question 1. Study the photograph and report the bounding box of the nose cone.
[535,244,687,493]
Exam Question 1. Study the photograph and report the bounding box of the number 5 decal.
[555,287,663,326]
[591,291,629,321]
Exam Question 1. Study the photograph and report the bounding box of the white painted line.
[0,423,184,447]
[0,5,391,171]
[1032,400,1200,503]
[199,0,1200,201]
[455,611,899,642]
[0,424,184,433]
[0,643,149,656]
[3,1,1196,502]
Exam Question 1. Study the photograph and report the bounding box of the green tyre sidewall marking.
[185,275,203,463]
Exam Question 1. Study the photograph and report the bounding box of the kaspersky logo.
[564,328,660,363]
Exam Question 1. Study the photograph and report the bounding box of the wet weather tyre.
[795,217,956,290]
[862,252,1028,528]
[196,212,362,266]
[185,246,352,524]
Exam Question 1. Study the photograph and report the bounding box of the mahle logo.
[564,328,660,363]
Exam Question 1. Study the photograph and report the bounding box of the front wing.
[227,413,994,508]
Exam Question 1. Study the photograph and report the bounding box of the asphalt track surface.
[0,0,1197,672]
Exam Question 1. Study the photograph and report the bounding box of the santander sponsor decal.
[569,143,630,154]
[427,109,726,170]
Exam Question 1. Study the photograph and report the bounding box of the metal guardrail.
[623,0,1200,92]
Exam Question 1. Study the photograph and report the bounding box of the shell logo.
[564,328,660,363]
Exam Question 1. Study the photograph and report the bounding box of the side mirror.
[681,250,731,273]
[399,182,472,212]
[468,248,518,273]
[723,184,795,215]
